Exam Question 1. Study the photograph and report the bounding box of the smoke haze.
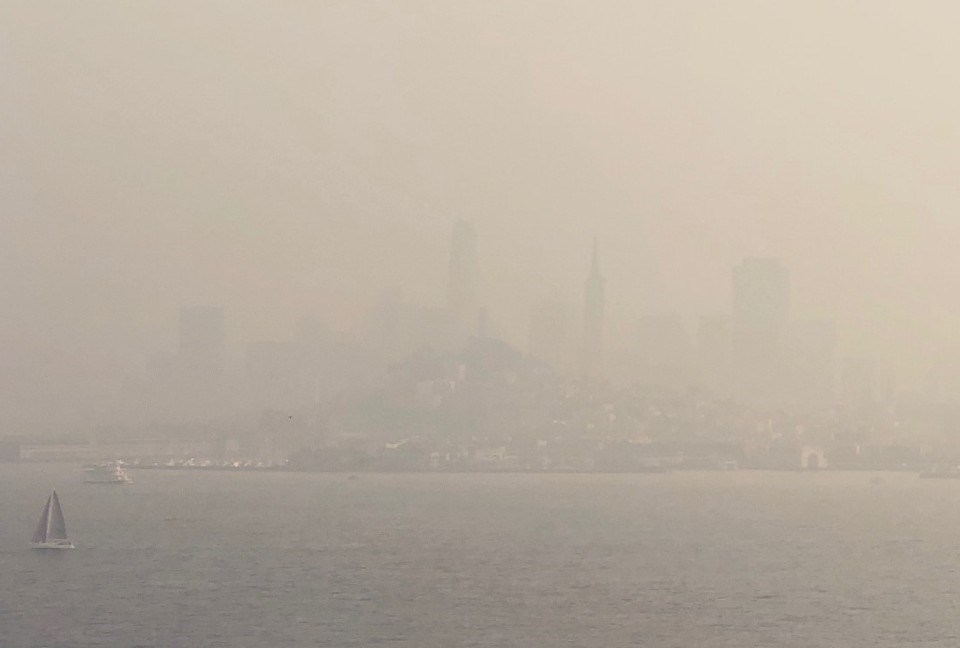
[3,1,960,429]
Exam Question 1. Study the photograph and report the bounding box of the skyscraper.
[582,239,605,381]
[447,220,479,334]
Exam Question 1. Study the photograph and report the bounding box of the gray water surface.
[1,465,958,647]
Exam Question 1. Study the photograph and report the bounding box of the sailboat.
[30,490,75,550]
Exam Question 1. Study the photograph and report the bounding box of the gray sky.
[3,1,960,427]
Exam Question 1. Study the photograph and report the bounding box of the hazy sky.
[4,1,960,426]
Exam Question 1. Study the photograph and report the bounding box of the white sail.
[47,491,68,540]
[30,490,74,549]
[31,496,51,544]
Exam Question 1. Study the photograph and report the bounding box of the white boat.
[31,490,75,550]
[83,461,133,484]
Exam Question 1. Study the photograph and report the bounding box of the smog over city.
[4,2,960,647]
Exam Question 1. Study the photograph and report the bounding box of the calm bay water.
[1,465,960,647]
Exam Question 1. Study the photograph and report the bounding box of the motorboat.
[83,461,133,484]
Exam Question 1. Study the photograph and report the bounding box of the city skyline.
[7,4,960,647]
[99,221,886,433]
[0,204,939,432]
[6,1,960,430]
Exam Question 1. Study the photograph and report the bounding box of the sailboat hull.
[30,540,75,550]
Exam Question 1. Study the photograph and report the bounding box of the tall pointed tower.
[582,239,605,381]
[447,220,479,334]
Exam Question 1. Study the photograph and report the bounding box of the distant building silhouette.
[447,220,479,334]
[582,239,605,381]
